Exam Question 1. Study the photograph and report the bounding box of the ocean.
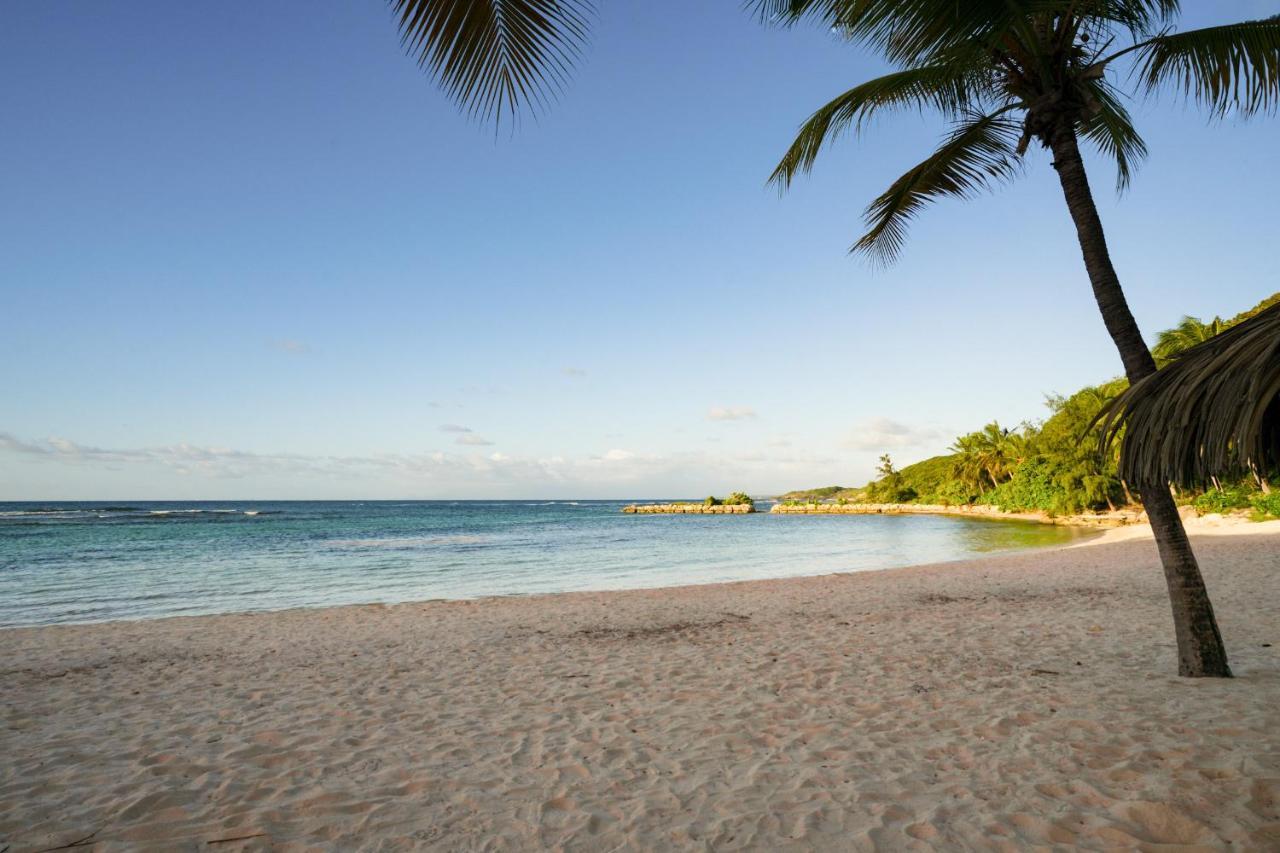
[0,500,1091,627]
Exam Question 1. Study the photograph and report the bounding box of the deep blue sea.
[0,501,1091,627]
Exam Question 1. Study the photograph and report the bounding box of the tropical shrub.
[933,479,976,507]
[1193,486,1255,514]
[1250,492,1280,520]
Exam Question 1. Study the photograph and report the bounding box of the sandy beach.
[3,520,1279,851]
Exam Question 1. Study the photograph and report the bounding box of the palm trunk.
[1048,126,1231,678]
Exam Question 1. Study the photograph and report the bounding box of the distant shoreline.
[769,501,1145,528]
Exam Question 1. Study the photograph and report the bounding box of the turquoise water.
[0,501,1091,627]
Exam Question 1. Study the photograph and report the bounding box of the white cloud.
[707,405,757,421]
[0,431,856,496]
[456,434,494,446]
[272,339,309,355]
[562,367,587,378]
[439,424,472,433]
[843,418,946,452]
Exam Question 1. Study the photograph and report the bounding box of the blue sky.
[3,1,1278,499]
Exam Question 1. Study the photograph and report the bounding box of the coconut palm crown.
[762,2,1280,265]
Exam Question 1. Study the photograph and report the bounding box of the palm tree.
[761,2,1280,677]
[979,421,1020,485]
[949,433,990,496]
[950,422,1018,492]
[1153,315,1225,365]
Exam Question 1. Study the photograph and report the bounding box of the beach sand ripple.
[2,524,1279,850]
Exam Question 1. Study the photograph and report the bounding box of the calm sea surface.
[0,501,1093,627]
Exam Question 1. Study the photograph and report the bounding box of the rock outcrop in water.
[623,503,755,514]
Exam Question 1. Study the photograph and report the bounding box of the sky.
[2,1,1278,500]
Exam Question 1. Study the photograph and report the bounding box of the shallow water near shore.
[0,500,1093,626]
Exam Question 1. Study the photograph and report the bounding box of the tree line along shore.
[781,293,1280,524]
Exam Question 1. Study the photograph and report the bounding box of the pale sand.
[3,522,1279,851]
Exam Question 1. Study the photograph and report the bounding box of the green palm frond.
[1084,0,1181,35]
[1130,16,1280,117]
[756,1,1180,64]
[391,0,592,125]
[1151,315,1224,363]
[1097,301,1280,486]
[1078,78,1148,190]
[854,109,1022,264]
[754,0,1023,64]
[768,65,988,190]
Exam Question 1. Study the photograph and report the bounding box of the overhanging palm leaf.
[391,0,592,125]
[854,109,1022,263]
[1097,302,1280,487]
[1128,16,1280,117]
[768,65,985,189]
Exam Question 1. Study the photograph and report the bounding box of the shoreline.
[4,524,1278,849]
[4,516,1273,634]
[770,500,1149,527]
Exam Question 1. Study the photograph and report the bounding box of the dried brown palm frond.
[1098,302,1280,487]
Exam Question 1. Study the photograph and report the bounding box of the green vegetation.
[1189,486,1280,521]
[702,492,755,508]
[867,454,918,503]
[1250,492,1280,521]
[787,295,1279,518]
[776,485,850,502]
[1153,316,1225,367]
[1192,486,1254,514]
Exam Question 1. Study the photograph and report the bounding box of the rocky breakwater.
[623,503,755,514]
[770,502,1144,528]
